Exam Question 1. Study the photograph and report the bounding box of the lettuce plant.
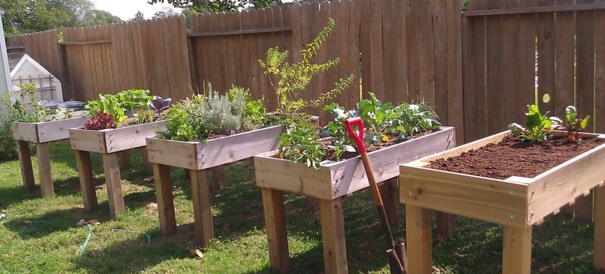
[508,104,553,142]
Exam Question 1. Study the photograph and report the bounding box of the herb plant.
[277,121,323,170]
[84,89,159,129]
[550,105,591,143]
[508,104,553,142]
[156,84,267,142]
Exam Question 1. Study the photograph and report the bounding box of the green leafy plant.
[84,93,127,126]
[321,93,441,160]
[550,105,591,143]
[116,89,153,113]
[258,18,354,115]
[156,84,267,142]
[84,89,158,128]
[277,121,324,170]
[83,112,116,130]
[508,104,553,142]
[0,83,50,160]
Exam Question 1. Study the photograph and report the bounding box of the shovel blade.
[386,249,405,274]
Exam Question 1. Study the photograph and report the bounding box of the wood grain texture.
[36,142,53,197]
[153,163,176,236]
[405,204,433,274]
[190,169,213,247]
[74,150,99,211]
[147,125,283,170]
[102,153,125,217]
[502,226,532,274]
[16,140,35,191]
[319,198,348,274]
[594,184,605,271]
[256,127,455,199]
[261,188,290,273]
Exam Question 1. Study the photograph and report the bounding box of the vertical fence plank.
[537,0,556,114]
[516,4,537,124]
[554,1,576,119]
[432,0,448,123]
[576,0,596,132]
[360,0,372,101]
[347,0,362,109]
[369,0,384,100]
[447,0,463,144]
[596,10,605,134]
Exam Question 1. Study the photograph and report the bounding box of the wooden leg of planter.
[594,184,605,271]
[74,150,98,211]
[436,212,456,241]
[190,169,213,247]
[16,140,35,191]
[379,177,399,227]
[211,165,226,189]
[261,187,290,274]
[141,148,152,172]
[574,191,593,221]
[36,142,54,197]
[153,163,176,236]
[102,153,125,217]
[319,198,348,274]
[502,225,532,274]
[119,150,131,169]
[406,204,432,274]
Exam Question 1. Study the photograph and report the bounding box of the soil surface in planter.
[430,134,603,180]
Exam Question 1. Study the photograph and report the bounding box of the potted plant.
[399,104,605,273]
[7,82,88,197]
[68,89,169,217]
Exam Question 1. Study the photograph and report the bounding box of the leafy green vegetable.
[550,105,591,143]
[277,120,323,170]
[508,104,553,142]
[321,93,441,160]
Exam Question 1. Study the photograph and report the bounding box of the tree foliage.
[0,0,122,35]
[147,0,282,12]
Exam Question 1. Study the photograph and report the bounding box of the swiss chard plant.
[550,105,591,143]
[508,104,553,142]
[84,89,162,129]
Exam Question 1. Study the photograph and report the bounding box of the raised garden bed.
[12,113,88,196]
[399,130,605,274]
[145,125,284,247]
[254,126,456,273]
[69,120,166,217]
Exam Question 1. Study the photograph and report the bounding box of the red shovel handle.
[344,117,366,153]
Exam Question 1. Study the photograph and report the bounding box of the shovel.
[345,117,407,274]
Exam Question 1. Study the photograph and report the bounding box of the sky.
[90,0,182,20]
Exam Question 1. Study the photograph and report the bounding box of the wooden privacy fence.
[5,30,62,85]
[463,0,605,142]
[5,0,464,140]
[187,0,464,138]
[60,16,192,102]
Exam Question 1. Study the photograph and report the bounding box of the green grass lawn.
[0,141,600,273]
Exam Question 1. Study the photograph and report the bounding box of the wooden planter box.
[11,115,89,196]
[68,120,167,217]
[399,131,605,274]
[70,120,166,153]
[145,125,285,247]
[254,126,456,273]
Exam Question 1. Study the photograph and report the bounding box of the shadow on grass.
[71,234,191,274]
[2,206,113,239]
[0,185,38,209]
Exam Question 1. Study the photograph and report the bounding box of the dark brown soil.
[430,134,603,180]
